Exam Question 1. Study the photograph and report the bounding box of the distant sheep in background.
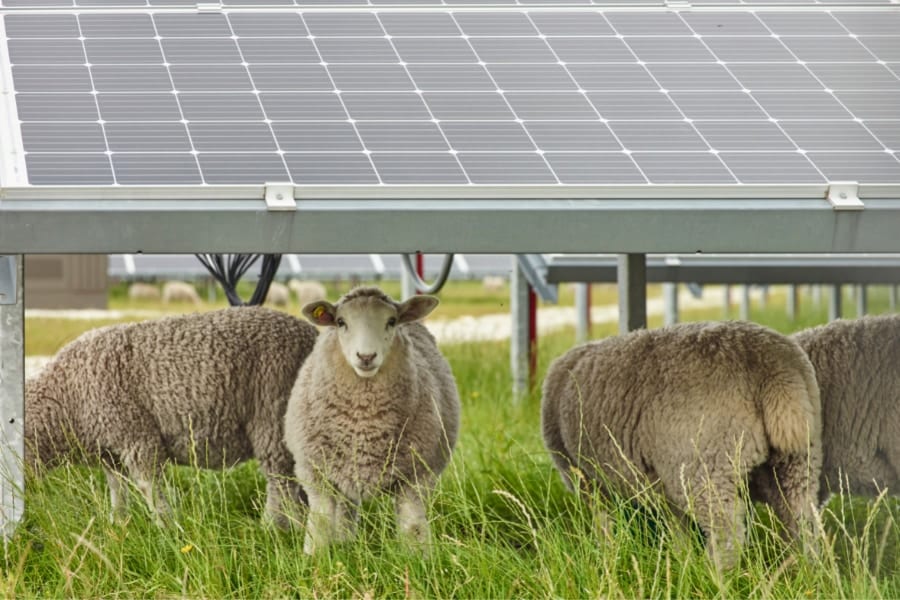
[265,281,291,307]
[25,307,318,529]
[284,286,460,554]
[542,321,821,570]
[482,275,505,293]
[289,279,328,307]
[792,314,900,504]
[161,280,201,306]
[127,282,160,301]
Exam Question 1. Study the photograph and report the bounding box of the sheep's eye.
[387,317,398,328]
[336,318,346,328]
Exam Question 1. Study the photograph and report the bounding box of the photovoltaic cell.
[3,7,899,187]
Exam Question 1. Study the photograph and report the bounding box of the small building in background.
[24,255,108,309]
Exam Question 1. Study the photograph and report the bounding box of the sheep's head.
[303,288,438,378]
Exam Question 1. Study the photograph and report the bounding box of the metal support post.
[575,283,591,343]
[787,285,798,321]
[891,285,898,312]
[740,285,751,321]
[829,284,842,321]
[722,284,731,318]
[617,253,647,334]
[663,282,679,326]
[1,256,24,540]
[511,256,530,401]
[856,285,868,317]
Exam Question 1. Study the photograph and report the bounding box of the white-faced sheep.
[25,307,318,529]
[289,279,327,307]
[542,321,822,569]
[128,282,160,301]
[265,281,291,307]
[161,280,201,305]
[792,314,900,504]
[284,286,460,554]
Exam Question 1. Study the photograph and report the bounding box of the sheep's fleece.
[284,286,460,554]
[542,320,822,569]
[792,314,900,503]
[25,306,318,528]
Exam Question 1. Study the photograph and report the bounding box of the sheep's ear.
[397,295,439,323]
[303,301,336,326]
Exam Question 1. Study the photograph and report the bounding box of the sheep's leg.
[102,466,129,523]
[119,442,173,527]
[262,475,307,531]
[303,485,358,555]
[683,471,746,572]
[750,453,819,553]
[395,482,431,551]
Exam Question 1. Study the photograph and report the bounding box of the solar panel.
[3,8,899,187]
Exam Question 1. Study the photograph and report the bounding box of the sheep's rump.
[542,321,820,494]
[792,314,900,499]
[32,307,317,469]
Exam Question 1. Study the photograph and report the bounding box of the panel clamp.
[264,183,297,212]
[665,0,692,8]
[827,181,863,211]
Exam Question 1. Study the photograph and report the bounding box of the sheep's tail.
[758,363,821,455]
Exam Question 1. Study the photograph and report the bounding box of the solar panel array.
[3,8,900,186]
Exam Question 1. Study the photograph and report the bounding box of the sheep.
[127,282,160,301]
[284,286,460,554]
[25,306,318,529]
[289,279,327,307]
[542,320,822,570]
[791,314,900,504]
[482,275,506,293]
[161,280,201,305]
[265,281,291,307]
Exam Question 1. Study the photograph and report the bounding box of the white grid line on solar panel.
[601,12,742,182]
[7,10,900,185]
[370,11,472,183]
[675,11,828,182]
[445,10,562,183]
[145,12,203,183]
[751,11,900,175]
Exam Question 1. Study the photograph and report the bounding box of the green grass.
[8,284,900,597]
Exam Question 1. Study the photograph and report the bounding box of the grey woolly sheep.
[128,282,160,301]
[25,307,318,529]
[265,281,291,307]
[792,314,900,504]
[542,321,822,569]
[289,279,327,307]
[284,286,460,554]
[161,280,201,305]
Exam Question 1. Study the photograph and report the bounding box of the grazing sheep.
[127,282,160,301]
[161,280,201,305]
[481,275,505,293]
[542,321,822,569]
[792,314,900,504]
[25,307,318,529]
[289,279,327,307]
[265,281,291,307]
[284,286,459,554]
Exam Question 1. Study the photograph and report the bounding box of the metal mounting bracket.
[264,183,297,212]
[196,3,223,13]
[665,0,692,8]
[0,255,15,305]
[827,181,864,211]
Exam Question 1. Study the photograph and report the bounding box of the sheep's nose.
[357,352,377,364]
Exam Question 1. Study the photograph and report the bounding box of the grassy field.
[7,284,900,597]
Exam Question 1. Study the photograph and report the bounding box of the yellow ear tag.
[313,306,326,320]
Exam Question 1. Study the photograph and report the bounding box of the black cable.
[195,254,282,306]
